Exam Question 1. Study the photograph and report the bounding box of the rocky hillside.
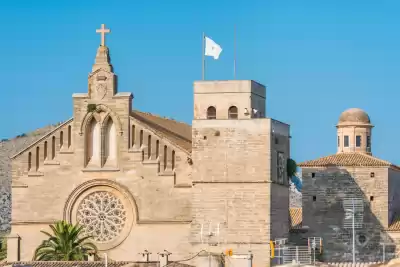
[0,124,59,234]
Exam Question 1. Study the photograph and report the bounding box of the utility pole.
[352,198,356,265]
[345,199,356,265]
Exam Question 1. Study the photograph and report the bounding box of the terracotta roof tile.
[0,262,193,267]
[130,110,192,153]
[298,152,400,171]
[388,213,400,231]
[0,262,135,267]
[289,207,302,229]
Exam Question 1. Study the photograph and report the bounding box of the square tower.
[190,80,290,267]
[194,80,266,120]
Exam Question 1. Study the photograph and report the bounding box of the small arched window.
[148,135,152,159]
[60,131,64,148]
[44,141,48,160]
[28,152,32,171]
[52,136,56,159]
[131,125,135,147]
[156,140,160,159]
[228,106,238,119]
[67,126,72,148]
[171,150,175,170]
[207,106,216,119]
[140,130,143,147]
[164,145,168,170]
[36,147,40,171]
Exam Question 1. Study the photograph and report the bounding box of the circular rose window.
[66,182,134,251]
[77,191,127,243]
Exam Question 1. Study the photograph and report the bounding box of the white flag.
[205,36,222,60]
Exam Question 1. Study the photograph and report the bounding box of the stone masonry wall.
[191,118,290,267]
[301,167,393,262]
[10,85,193,261]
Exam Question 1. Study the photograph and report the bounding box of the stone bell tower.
[72,24,132,169]
[190,80,291,267]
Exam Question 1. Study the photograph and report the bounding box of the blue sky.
[1,0,400,164]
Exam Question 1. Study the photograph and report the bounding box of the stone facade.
[190,81,290,267]
[6,30,291,267]
[295,108,400,263]
[9,44,193,262]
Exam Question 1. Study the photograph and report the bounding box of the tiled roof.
[130,110,192,153]
[388,213,400,231]
[0,262,193,267]
[298,152,400,171]
[289,207,302,229]
[0,262,134,267]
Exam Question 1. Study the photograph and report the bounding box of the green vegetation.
[0,237,6,261]
[287,158,297,178]
[87,104,97,113]
[16,133,27,138]
[33,220,97,261]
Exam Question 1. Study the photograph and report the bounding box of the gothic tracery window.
[103,118,116,166]
[77,191,126,243]
[86,118,100,165]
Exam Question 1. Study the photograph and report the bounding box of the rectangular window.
[337,136,340,147]
[367,136,371,148]
[356,135,361,147]
[344,135,349,147]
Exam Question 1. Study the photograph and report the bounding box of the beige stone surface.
[5,35,291,267]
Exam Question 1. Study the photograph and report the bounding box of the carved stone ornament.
[96,83,107,99]
[77,191,127,243]
[277,152,285,184]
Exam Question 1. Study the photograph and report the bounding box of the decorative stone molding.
[79,104,123,136]
[63,179,137,251]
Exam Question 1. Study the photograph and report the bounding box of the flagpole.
[234,25,236,79]
[202,32,205,80]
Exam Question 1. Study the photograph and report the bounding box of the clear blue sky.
[1,0,400,164]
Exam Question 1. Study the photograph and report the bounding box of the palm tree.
[33,220,97,261]
[0,237,6,261]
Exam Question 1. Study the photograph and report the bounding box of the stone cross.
[96,24,110,46]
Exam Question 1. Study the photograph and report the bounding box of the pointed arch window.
[60,131,64,148]
[36,147,40,171]
[148,135,152,159]
[44,141,48,161]
[67,125,72,148]
[28,152,32,171]
[164,145,168,170]
[171,150,175,170]
[103,118,116,166]
[228,106,238,119]
[207,106,216,119]
[131,125,135,147]
[51,136,56,159]
[86,118,100,166]
[140,130,143,147]
[156,140,160,159]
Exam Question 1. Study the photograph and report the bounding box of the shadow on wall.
[291,166,396,263]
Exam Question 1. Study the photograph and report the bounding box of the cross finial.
[96,24,110,46]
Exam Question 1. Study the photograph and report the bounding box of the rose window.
[77,191,127,243]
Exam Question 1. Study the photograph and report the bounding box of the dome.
[338,108,371,125]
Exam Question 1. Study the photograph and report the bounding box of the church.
[6,25,291,267]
